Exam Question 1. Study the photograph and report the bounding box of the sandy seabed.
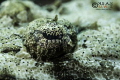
[0,0,120,80]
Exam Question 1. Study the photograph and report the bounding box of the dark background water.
[0,0,71,6]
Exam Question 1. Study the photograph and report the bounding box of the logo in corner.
[92,2,113,10]
[92,2,98,8]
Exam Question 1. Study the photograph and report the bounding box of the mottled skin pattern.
[23,18,77,61]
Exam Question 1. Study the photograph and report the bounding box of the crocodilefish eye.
[23,17,77,62]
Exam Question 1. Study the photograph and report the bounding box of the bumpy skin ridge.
[23,18,77,61]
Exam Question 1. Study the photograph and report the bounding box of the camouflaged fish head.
[23,17,77,61]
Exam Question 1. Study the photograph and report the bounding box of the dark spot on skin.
[82,44,87,48]
[84,40,87,42]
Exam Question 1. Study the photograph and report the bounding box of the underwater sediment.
[0,0,120,80]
